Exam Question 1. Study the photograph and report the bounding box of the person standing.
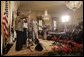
[23,18,28,46]
[42,25,47,40]
[33,20,39,39]
[15,12,24,51]
[27,19,33,46]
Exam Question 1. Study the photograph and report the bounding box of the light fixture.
[65,1,83,11]
[61,15,70,23]
[42,10,49,20]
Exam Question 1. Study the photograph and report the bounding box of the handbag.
[35,43,43,51]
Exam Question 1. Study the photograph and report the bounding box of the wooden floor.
[4,39,54,56]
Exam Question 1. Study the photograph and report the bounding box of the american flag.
[2,1,9,39]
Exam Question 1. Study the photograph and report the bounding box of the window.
[53,20,56,30]
[39,20,42,30]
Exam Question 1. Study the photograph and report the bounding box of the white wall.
[1,35,3,55]
[1,1,6,55]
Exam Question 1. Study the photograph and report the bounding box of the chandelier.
[65,1,83,11]
[42,10,49,20]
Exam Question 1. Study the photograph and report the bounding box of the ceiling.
[18,1,67,13]
[17,1,83,19]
